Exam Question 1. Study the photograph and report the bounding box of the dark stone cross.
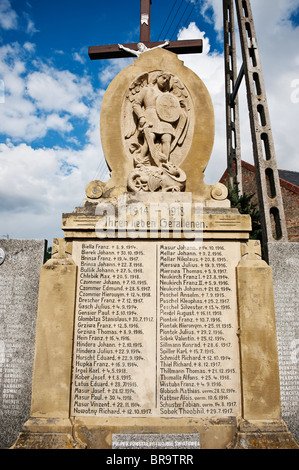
[88,0,203,60]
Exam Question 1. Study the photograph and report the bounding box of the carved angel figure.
[123,71,191,168]
[123,71,192,192]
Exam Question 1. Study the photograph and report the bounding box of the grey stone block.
[268,242,299,443]
[112,433,200,449]
[0,239,46,448]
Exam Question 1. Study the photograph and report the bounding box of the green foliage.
[46,246,52,261]
[226,182,262,241]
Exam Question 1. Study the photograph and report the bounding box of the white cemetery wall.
[268,242,299,442]
[0,239,46,448]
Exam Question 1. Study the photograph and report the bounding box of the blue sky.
[0,0,299,242]
[0,0,219,150]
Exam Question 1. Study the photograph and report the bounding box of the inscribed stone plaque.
[112,433,200,449]
[268,242,299,443]
[71,241,241,418]
[0,239,46,448]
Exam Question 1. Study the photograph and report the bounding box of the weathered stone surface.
[268,242,299,443]
[112,433,201,449]
[30,250,77,419]
[236,241,281,421]
[229,431,299,449]
[73,416,237,450]
[12,417,86,449]
[0,239,46,448]
[228,419,299,449]
[71,240,242,420]
[12,432,84,450]
[62,204,251,240]
[99,48,215,202]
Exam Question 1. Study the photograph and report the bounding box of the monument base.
[12,417,238,449]
[72,417,237,449]
[11,418,86,449]
[9,190,298,451]
[12,417,298,449]
[228,420,299,449]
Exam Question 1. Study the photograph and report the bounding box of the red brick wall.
[220,162,299,242]
[281,185,299,242]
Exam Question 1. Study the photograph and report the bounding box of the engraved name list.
[71,241,241,418]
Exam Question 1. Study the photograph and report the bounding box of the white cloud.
[177,0,299,186]
[178,23,226,185]
[0,138,106,239]
[72,47,88,65]
[24,13,38,35]
[45,114,73,133]
[0,42,97,141]
[98,58,133,86]
[0,38,109,239]
[73,51,85,64]
[26,67,93,116]
[0,35,109,240]
[249,0,299,172]
[0,79,4,103]
[0,142,58,211]
[23,41,36,53]
[0,0,18,30]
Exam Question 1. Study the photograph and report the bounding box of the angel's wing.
[123,73,149,139]
[124,99,137,139]
[170,77,189,101]
[170,77,191,152]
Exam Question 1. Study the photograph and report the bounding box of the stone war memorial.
[12,1,298,450]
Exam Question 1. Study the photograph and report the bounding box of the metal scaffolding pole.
[223,0,288,261]
[223,0,243,194]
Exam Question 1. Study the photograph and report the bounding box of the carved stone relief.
[122,71,194,192]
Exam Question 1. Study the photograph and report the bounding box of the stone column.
[12,239,85,449]
[231,240,298,448]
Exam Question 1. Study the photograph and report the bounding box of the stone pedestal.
[12,204,298,449]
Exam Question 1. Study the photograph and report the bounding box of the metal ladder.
[223,0,288,261]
